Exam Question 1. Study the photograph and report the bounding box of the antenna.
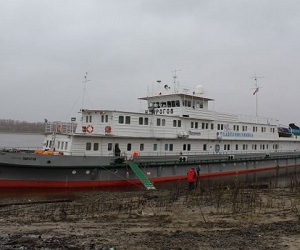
[171,69,181,92]
[251,74,264,117]
[81,72,91,111]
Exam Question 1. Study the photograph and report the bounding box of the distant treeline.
[0,119,44,133]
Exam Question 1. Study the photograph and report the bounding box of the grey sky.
[1,0,299,125]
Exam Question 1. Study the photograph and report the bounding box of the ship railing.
[45,122,77,135]
[238,114,278,125]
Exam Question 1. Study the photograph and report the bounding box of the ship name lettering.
[155,108,173,115]
[22,157,37,161]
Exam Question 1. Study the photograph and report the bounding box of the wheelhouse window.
[203,144,207,151]
[153,144,157,151]
[127,143,132,151]
[140,143,144,151]
[108,143,112,151]
[65,142,68,150]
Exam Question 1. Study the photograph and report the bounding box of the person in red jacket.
[187,167,197,190]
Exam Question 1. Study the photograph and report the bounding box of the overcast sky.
[1,0,300,125]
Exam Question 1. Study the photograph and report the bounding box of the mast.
[251,74,264,118]
[81,72,91,111]
[172,69,181,93]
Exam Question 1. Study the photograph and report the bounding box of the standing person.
[187,167,197,190]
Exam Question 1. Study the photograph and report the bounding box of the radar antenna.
[251,74,264,117]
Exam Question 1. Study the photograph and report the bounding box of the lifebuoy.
[105,126,111,133]
[86,125,94,133]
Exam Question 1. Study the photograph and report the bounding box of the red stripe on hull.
[0,165,298,188]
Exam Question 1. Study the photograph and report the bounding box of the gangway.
[128,162,156,190]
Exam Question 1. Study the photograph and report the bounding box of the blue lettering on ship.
[222,132,254,138]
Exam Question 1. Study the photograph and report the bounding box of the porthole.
[72,170,76,174]
[86,170,90,174]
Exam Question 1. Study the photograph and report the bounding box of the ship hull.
[1,151,300,188]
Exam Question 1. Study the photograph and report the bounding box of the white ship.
[1,77,300,189]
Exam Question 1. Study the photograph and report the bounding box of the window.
[203,144,207,151]
[119,116,124,124]
[183,144,187,150]
[139,117,143,125]
[145,118,149,125]
[93,143,99,151]
[173,120,180,127]
[165,144,169,151]
[236,144,238,150]
[211,123,214,130]
[108,143,112,151]
[169,144,173,151]
[65,142,68,150]
[127,143,132,151]
[195,122,198,129]
[202,123,205,129]
[58,141,60,149]
[187,144,191,151]
[86,142,91,151]
[162,119,165,126]
[101,115,104,123]
[86,116,88,123]
[140,143,144,151]
[157,118,161,126]
[61,142,64,150]
[173,120,177,127]
[153,144,157,151]
[191,122,194,128]
[125,116,131,124]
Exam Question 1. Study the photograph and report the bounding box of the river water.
[0,132,44,149]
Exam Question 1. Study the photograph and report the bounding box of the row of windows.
[88,114,277,134]
[149,99,205,109]
[57,141,68,151]
[45,140,68,150]
[85,142,279,152]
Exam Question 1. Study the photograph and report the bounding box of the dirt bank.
[0,185,299,249]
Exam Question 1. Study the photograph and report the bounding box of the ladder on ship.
[128,162,156,190]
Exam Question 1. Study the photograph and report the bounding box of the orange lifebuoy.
[86,125,94,133]
[105,126,111,133]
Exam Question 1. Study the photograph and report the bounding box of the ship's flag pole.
[251,74,264,118]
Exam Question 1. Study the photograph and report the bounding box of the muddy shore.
[0,184,299,249]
